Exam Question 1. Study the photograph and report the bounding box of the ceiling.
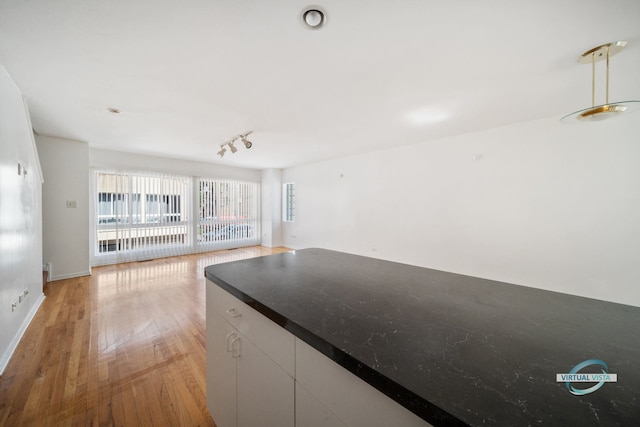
[1,1,639,169]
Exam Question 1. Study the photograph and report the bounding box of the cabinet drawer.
[295,339,432,427]
[207,279,295,376]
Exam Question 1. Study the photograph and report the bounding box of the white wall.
[282,115,640,307]
[261,168,283,247]
[90,148,262,182]
[29,145,265,273]
[0,66,45,374]
[36,135,91,280]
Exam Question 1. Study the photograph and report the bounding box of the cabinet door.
[237,337,294,427]
[207,311,238,427]
[296,339,432,427]
[208,281,295,377]
[296,382,348,427]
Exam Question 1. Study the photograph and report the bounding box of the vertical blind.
[92,171,260,266]
[198,178,260,246]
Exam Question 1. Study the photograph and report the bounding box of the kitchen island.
[204,248,640,426]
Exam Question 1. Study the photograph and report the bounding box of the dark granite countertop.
[204,248,640,426]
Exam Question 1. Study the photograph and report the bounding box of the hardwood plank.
[0,246,291,427]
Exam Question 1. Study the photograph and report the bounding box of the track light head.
[217,146,227,158]
[241,137,252,149]
[228,141,238,153]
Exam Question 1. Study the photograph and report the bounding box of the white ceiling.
[1,0,639,169]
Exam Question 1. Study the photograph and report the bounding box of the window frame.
[283,182,295,223]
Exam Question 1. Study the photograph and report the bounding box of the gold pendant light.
[561,41,640,123]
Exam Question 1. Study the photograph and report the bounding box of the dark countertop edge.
[205,270,469,427]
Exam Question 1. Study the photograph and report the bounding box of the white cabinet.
[295,382,348,427]
[207,310,239,427]
[206,282,294,427]
[295,339,432,427]
[236,335,294,427]
[206,280,432,427]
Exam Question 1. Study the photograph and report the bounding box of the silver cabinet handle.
[231,336,241,358]
[226,307,242,318]
[226,332,237,352]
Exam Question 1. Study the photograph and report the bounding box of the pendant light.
[561,41,640,123]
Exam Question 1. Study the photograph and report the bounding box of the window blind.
[93,170,193,265]
[197,178,260,249]
[92,171,261,265]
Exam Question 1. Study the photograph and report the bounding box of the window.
[94,171,192,261]
[93,171,261,265]
[198,178,260,245]
[145,194,160,223]
[98,193,119,224]
[163,195,181,222]
[283,182,295,222]
[98,193,141,224]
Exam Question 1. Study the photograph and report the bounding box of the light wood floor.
[0,246,291,427]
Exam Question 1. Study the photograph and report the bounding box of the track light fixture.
[217,131,254,159]
[228,140,238,153]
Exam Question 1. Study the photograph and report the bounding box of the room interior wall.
[0,66,45,374]
[89,148,262,182]
[36,135,91,280]
[282,114,640,307]
[261,168,283,247]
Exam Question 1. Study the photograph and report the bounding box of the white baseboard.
[49,270,91,281]
[0,293,45,375]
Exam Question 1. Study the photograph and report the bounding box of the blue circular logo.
[565,359,609,396]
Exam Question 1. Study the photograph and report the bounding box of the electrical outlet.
[66,200,77,208]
